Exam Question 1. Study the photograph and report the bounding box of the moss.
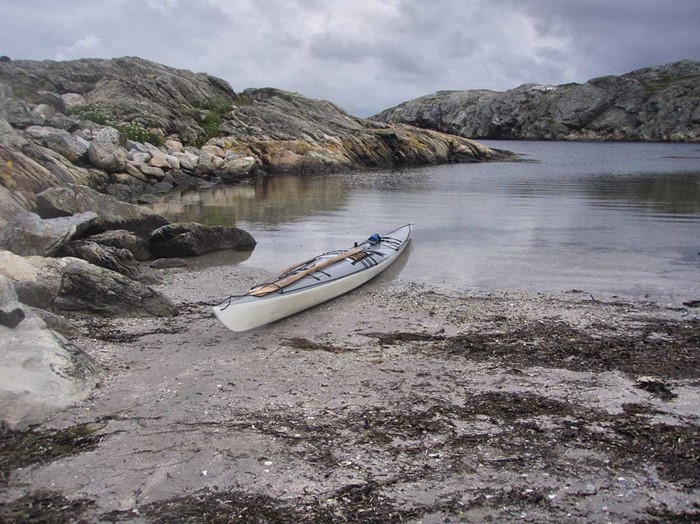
[0,159,17,189]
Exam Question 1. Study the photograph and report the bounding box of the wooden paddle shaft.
[249,246,366,297]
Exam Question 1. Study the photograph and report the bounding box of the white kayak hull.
[213,224,412,332]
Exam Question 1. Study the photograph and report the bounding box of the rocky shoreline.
[1,56,511,214]
[0,55,512,433]
[1,259,699,522]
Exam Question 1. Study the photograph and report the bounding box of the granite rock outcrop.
[374,60,700,142]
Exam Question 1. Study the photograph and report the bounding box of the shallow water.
[149,141,700,301]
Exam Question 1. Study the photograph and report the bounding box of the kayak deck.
[213,224,412,331]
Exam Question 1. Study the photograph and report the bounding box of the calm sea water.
[150,141,700,301]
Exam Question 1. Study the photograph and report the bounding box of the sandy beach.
[1,258,699,523]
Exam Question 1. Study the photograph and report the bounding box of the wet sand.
[1,260,699,523]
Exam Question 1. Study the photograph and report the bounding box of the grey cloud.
[0,0,698,116]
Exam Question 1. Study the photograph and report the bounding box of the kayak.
[213,223,413,332]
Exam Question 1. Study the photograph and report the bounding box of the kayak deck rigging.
[213,224,413,331]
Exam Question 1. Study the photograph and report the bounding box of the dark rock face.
[54,259,177,317]
[374,60,700,142]
[150,257,187,269]
[57,240,152,283]
[0,211,97,256]
[0,249,177,317]
[87,229,151,261]
[36,184,169,239]
[149,222,256,257]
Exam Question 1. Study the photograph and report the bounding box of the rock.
[42,131,90,162]
[36,184,169,239]
[148,152,172,169]
[0,307,25,328]
[32,103,55,119]
[38,90,66,113]
[125,162,149,182]
[201,144,225,157]
[0,82,34,128]
[0,250,62,309]
[164,154,180,169]
[139,164,166,179]
[0,275,100,429]
[125,140,148,153]
[30,306,86,339]
[164,139,183,153]
[129,151,151,163]
[0,211,98,256]
[86,229,151,260]
[263,149,304,174]
[0,184,31,228]
[88,140,128,172]
[218,155,256,182]
[94,126,121,145]
[149,222,256,257]
[150,257,187,269]
[174,151,198,171]
[57,240,149,282]
[0,307,100,429]
[0,273,99,430]
[196,151,224,174]
[0,249,177,317]
[61,93,87,110]
[0,140,98,194]
[374,60,700,142]
[150,181,174,193]
[168,169,203,189]
[25,125,58,140]
[54,258,177,316]
[48,114,81,131]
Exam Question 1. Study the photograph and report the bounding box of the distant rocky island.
[374,60,700,142]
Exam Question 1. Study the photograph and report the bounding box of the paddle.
[248,246,366,297]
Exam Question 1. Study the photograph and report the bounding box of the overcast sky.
[2,0,699,116]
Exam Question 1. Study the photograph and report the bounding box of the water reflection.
[149,175,352,227]
[149,141,700,299]
[583,173,700,216]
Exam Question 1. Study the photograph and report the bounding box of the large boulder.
[42,131,89,162]
[0,249,177,316]
[0,129,98,195]
[0,82,35,128]
[54,258,176,316]
[88,140,128,172]
[0,211,97,256]
[0,274,101,430]
[86,229,151,260]
[149,222,256,257]
[57,240,153,283]
[0,185,31,228]
[36,184,169,239]
[217,155,256,182]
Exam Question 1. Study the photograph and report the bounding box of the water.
[149,141,700,301]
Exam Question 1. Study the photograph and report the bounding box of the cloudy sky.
[2,0,699,116]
